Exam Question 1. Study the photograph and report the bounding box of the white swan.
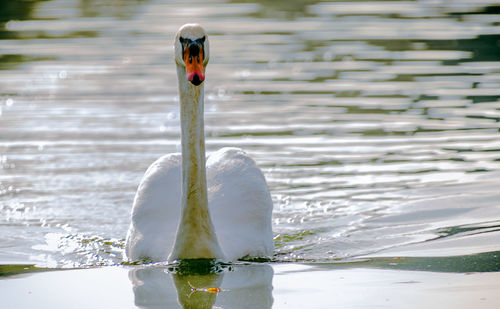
[125,24,273,262]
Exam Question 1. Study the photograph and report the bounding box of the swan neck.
[170,66,223,260]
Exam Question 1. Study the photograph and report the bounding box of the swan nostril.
[190,74,202,86]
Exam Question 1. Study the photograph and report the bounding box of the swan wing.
[207,148,274,260]
[125,153,182,261]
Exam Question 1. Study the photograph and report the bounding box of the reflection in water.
[173,273,221,309]
[129,264,273,308]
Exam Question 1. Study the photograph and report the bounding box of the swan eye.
[189,56,193,63]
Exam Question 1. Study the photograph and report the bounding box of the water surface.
[1,0,500,267]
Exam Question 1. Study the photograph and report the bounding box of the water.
[0,0,499,267]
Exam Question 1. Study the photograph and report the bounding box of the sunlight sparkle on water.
[0,0,500,266]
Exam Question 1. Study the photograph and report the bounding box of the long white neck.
[169,65,223,260]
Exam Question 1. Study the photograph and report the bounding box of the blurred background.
[0,0,499,267]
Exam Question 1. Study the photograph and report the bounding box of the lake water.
[1,0,500,269]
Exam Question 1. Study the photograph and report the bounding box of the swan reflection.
[129,263,273,308]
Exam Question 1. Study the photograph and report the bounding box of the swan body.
[125,24,273,262]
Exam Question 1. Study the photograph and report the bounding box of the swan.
[125,24,273,262]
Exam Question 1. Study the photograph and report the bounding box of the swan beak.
[184,44,205,86]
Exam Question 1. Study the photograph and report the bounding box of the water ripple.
[1,0,500,266]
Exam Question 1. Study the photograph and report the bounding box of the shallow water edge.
[1,255,500,309]
[2,249,500,279]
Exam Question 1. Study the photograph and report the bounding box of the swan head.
[175,24,210,86]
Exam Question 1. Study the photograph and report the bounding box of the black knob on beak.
[190,73,202,86]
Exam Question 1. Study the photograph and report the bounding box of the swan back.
[207,148,274,260]
[125,148,274,262]
[125,154,182,261]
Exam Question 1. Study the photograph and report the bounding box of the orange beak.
[183,44,205,86]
